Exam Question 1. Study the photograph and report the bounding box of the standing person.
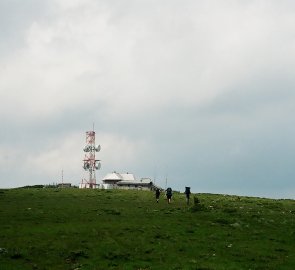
[166,187,172,204]
[185,187,191,205]
[155,188,160,203]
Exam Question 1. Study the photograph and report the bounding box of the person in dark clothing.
[185,187,191,205]
[155,189,160,203]
[166,187,173,204]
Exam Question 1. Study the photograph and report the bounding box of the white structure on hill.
[79,178,99,189]
[102,172,155,190]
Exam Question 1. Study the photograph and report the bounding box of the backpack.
[185,187,191,194]
[166,187,172,196]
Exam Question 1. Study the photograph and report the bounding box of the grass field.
[0,188,294,270]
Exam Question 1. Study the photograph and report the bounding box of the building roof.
[120,173,136,181]
[102,172,123,181]
[102,172,154,186]
[102,172,136,182]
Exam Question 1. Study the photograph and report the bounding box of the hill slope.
[0,188,294,269]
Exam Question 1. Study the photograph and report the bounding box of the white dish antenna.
[95,162,101,170]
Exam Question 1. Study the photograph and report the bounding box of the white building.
[102,172,154,190]
[79,179,100,189]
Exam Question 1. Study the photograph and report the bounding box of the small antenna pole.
[153,166,157,186]
[165,175,168,189]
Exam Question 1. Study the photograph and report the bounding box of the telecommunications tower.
[82,130,101,188]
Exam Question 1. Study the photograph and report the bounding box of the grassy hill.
[0,188,294,270]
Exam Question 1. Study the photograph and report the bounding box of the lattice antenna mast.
[83,130,101,188]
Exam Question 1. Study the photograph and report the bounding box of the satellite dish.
[95,145,101,152]
[95,162,101,170]
[84,146,91,152]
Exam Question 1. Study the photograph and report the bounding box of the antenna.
[153,166,157,186]
[80,128,101,189]
[165,175,168,190]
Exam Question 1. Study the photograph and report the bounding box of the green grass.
[0,188,294,269]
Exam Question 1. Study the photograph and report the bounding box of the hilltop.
[0,188,294,269]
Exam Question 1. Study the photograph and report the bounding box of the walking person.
[185,187,191,205]
[155,188,160,203]
[166,187,173,204]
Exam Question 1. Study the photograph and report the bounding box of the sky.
[1,0,295,199]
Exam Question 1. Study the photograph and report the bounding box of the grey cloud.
[1,1,295,198]
[0,0,52,54]
[200,76,295,116]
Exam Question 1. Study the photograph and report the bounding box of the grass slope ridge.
[0,188,294,270]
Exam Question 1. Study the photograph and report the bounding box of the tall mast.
[82,129,101,188]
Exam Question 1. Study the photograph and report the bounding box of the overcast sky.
[1,0,295,199]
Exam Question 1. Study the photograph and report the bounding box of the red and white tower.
[80,130,101,188]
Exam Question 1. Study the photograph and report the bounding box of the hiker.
[155,188,160,203]
[166,187,173,204]
[185,187,191,205]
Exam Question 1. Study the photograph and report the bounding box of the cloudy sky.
[1,0,295,199]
